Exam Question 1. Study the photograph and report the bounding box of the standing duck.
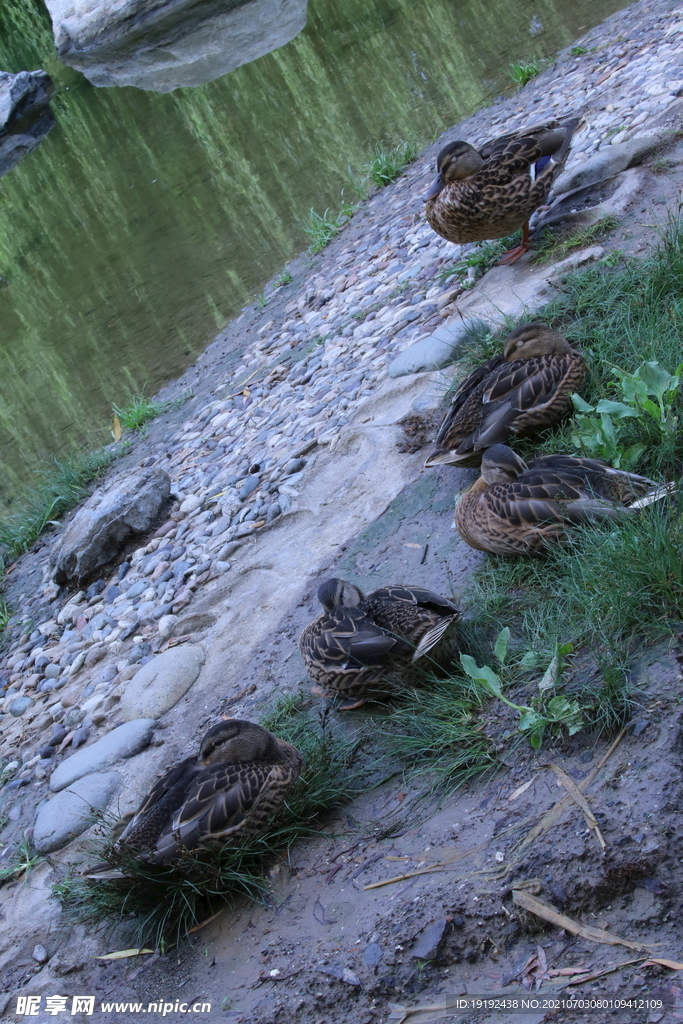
[424,116,581,263]
[454,444,659,556]
[425,323,585,468]
[88,720,303,868]
[300,578,459,708]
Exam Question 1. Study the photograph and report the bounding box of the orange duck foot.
[497,222,531,266]
[337,697,368,711]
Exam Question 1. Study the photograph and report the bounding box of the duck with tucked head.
[300,578,459,708]
[85,720,303,873]
[425,323,585,468]
[424,116,581,263]
[454,443,659,556]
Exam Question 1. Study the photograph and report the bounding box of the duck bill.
[423,173,445,201]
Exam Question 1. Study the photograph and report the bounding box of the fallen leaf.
[403,543,423,549]
[644,958,683,971]
[112,416,122,442]
[508,779,534,801]
[512,890,648,951]
[548,966,591,977]
[96,948,154,961]
[549,764,606,851]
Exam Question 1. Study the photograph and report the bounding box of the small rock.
[9,696,32,717]
[411,919,449,961]
[50,718,156,791]
[157,614,179,637]
[33,944,49,964]
[363,942,383,968]
[239,475,260,499]
[179,494,202,514]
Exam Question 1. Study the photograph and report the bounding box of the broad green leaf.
[494,627,510,666]
[595,399,639,418]
[520,651,540,668]
[571,393,594,413]
[459,654,503,697]
[518,708,544,732]
[637,360,674,399]
[640,397,661,422]
[558,642,573,656]
[529,731,543,750]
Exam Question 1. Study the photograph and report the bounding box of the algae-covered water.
[0,0,625,508]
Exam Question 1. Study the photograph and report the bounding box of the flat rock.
[33,771,121,853]
[553,133,663,195]
[50,467,171,584]
[411,918,449,961]
[49,718,156,792]
[119,645,205,720]
[45,0,308,92]
[388,318,489,377]
[0,69,56,178]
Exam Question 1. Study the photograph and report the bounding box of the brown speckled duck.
[454,444,659,556]
[424,116,581,263]
[300,578,459,708]
[86,721,303,871]
[425,323,585,468]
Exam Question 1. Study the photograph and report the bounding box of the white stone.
[34,771,121,853]
[49,718,156,791]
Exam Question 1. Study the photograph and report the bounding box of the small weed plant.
[507,56,551,87]
[303,203,355,254]
[274,270,292,287]
[571,360,681,469]
[532,217,618,264]
[365,138,421,188]
[438,233,522,287]
[0,447,119,558]
[112,394,166,433]
[460,629,583,750]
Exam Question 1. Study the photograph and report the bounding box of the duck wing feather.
[154,761,277,858]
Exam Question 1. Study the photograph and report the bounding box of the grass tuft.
[383,672,495,791]
[532,216,619,264]
[112,394,167,433]
[302,203,355,254]
[507,56,552,87]
[365,138,421,188]
[438,232,522,287]
[53,698,368,948]
[0,447,119,559]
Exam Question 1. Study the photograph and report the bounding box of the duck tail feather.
[629,481,678,509]
[412,616,456,661]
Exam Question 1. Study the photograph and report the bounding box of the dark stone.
[86,579,106,600]
[0,70,56,179]
[239,475,260,499]
[39,744,55,758]
[104,585,121,604]
[71,727,90,749]
[363,942,383,968]
[129,642,151,663]
[119,622,138,641]
[117,561,131,580]
[410,919,449,961]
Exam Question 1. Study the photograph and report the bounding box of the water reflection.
[0,0,625,509]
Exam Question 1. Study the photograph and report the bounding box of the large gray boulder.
[0,70,56,178]
[44,0,308,92]
[50,467,171,584]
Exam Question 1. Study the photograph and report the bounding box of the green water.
[0,0,626,508]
